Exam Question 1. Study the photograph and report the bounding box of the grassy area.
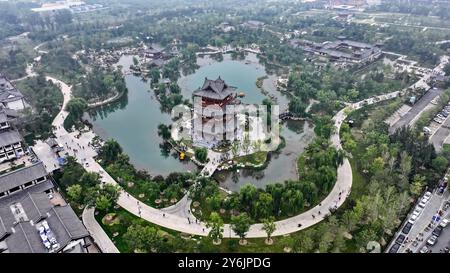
[234,151,268,166]
[96,206,301,253]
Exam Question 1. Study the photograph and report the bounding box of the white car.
[434,118,443,124]
[414,207,422,214]
[424,191,432,198]
[440,219,449,228]
[427,235,438,246]
[409,214,418,224]
[418,201,427,208]
[422,196,430,203]
[420,246,429,253]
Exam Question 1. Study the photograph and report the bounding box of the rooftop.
[193,77,237,100]
[0,163,47,194]
[0,129,21,148]
[0,191,89,253]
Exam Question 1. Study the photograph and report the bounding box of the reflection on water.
[88,55,315,190]
[214,120,315,192]
[87,55,198,176]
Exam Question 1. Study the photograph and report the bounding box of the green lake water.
[88,54,315,191]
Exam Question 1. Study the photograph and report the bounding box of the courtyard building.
[0,161,91,253]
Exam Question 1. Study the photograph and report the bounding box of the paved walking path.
[82,207,120,253]
[46,75,401,243]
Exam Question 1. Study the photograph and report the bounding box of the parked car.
[396,234,406,244]
[433,226,444,237]
[427,235,438,246]
[389,243,401,253]
[414,207,422,215]
[419,200,427,208]
[420,246,429,253]
[439,218,449,228]
[402,222,413,234]
[409,214,418,224]
[434,118,443,124]
[437,114,445,119]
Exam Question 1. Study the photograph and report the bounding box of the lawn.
[97,206,298,253]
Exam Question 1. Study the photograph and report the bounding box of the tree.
[261,217,276,245]
[370,157,385,175]
[444,64,450,76]
[205,212,224,244]
[230,213,252,245]
[95,195,113,212]
[254,192,273,219]
[239,184,258,209]
[231,141,240,158]
[242,133,251,155]
[157,124,171,141]
[123,224,165,253]
[65,98,88,120]
[80,172,100,188]
[252,140,262,153]
[432,156,448,174]
[99,139,122,164]
[66,184,82,203]
[150,68,160,84]
[95,184,121,212]
[195,147,208,163]
[410,174,426,197]
[288,97,307,116]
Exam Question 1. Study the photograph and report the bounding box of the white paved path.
[82,207,120,253]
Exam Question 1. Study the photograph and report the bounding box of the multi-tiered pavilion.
[192,77,239,148]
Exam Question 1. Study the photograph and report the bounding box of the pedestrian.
[202,228,205,232]
[312,214,315,219]
[163,213,165,217]
[126,193,129,197]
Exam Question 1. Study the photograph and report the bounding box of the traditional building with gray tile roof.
[0,191,90,253]
[0,163,48,199]
[0,74,26,111]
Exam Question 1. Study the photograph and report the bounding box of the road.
[393,189,449,253]
[430,114,450,153]
[429,216,450,253]
[389,88,443,134]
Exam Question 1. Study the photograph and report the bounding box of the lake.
[88,53,315,190]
